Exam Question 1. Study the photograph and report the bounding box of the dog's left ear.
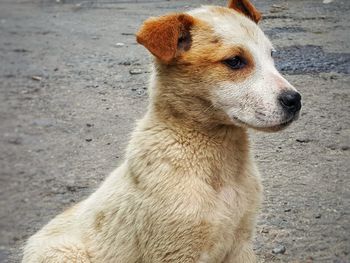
[227,0,261,23]
[136,13,194,63]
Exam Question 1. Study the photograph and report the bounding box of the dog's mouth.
[256,111,300,132]
[232,111,299,132]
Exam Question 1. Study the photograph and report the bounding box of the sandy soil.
[0,0,349,262]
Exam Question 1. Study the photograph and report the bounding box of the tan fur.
[22,1,300,262]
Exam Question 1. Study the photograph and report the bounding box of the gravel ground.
[0,0,349,262]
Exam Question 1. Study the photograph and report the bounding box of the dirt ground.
[0,0,349,262]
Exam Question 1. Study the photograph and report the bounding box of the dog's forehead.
[189,6,271,49]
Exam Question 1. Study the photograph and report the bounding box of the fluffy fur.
[22,1,301,262]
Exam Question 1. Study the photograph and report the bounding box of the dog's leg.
[223,210,258,263]
[22,238,91,263]
[223,243,256,263]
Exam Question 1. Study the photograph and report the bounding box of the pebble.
[7,137,22,145]
[129,68,143,75]
[119,61,132,66]
[341,146,349,151]
[327,144,337,150]
[32,118,54,127]
[115,42,125,47]
[31,75,42,81]
[272,244,286,254]
[261,227,269,234]
[270,4,288,13]
[296,138,311,143]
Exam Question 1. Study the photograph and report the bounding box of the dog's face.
[137,0,301,131]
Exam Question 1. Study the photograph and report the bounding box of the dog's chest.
[206,184,252,229]
[199,176,261,262]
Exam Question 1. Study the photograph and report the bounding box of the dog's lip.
[232,111,299,130]
[260,111,300,130]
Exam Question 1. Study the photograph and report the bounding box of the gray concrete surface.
[0,0,349,262]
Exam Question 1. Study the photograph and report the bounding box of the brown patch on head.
[136,13,194,63]
[94,211,106,231]
[173,20,256,82]
[228,0,262,23]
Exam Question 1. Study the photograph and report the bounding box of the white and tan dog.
[22,0,301,262]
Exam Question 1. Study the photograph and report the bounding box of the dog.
[22,0,301,262]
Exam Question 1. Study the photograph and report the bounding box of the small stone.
[341,146,349,151]
[296,138,311,143]
[66,185,77,192]
[129,68,143,75]
[7,137,22,145]
[115,42,125,47]
[284,208,291,212]
[272,245,286,254]
[330,74,339,80]
[315,214,322,219]
[32,118,54,127]
[119,61,132,66]
[86,123,94,127]
[327,144,337,150]
[261,227,269,234]
[31,75,42,81]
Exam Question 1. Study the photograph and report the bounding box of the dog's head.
[137,0,301,132]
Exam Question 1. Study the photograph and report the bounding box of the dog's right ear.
[136,13,194,64]
[228,0,261,23]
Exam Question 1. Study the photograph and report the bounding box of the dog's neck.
[146,77,248,145]
[127,79,251,186]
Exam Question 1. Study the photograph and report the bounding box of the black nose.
[278,91,302,113]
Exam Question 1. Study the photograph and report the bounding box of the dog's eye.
[223,56,246,70]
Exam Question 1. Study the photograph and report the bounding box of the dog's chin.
[253,119,294,132]
[231,113,299,132]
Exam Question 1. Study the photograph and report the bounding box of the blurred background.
[0,0,349,262]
